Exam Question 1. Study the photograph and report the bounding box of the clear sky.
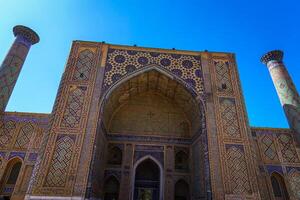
[0,0,299,128]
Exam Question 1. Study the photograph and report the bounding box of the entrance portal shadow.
[132,156,163,200]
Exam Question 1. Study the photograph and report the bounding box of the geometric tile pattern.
[44,135,74,187]
[73,49,94,81]
[226,146,251,194]
[277,134,299,163]
[288,169,300,199]
[103,48,204,94]
[0,120,16,148]
[0,54,24,112]
[220,98,240,138]
[260,134,279,161]
[14,122,34,149]
[270,65,300,106]
[214,60,233,94]
[61,86,86,128]
[269,63,300,144]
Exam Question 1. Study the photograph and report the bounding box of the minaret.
[0,25,39,112]
[261,50,300,145]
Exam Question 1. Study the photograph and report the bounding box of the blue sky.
[0,0,299,128]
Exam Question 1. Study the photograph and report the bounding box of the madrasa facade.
[0,25,299,200]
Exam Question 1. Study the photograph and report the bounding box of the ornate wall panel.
[214,60,233,95]
[44,135,75,187]
[102,47,204,95]
[259,134,279,163]
[277,133,299,163]
[219,98,241,138]
[225,145,251,194]
[14,122,34,149]
[61,86,87,129]
[72,49,94,81]
[288,168,300,199]
[0,120,16,148]
[134,145,164,166]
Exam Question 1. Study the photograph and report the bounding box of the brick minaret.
[0,25,39,112]
[261,50,300,145]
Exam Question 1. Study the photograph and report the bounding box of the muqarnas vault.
[0,25,300,200]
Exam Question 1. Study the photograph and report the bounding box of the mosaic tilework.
[72,49,95,81]
[44,135,75,187]
[277,134,299,163]
[267,62,300,144]
[219,98,240,138]
[214,60,233,94]
[14,122,34,149]
[260,134,279,161]
[0,40,29,112]
[0,120,16,148]
[103,48,204,94]
[61,86,87,128]
[288,169,300,199]
[269,64,300,106]
[226,146,251,194]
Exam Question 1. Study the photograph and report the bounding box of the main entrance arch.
[132,156,163,200]
[86,66,210,200]
[100,67,205,138]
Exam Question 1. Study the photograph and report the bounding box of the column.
[0,25,39,112]
[261,50,300,145]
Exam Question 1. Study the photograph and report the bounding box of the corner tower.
[0,25,39,112]
[261,50,300,145]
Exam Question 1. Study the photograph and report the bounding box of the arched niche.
[0,158,22,197]
[107,146,123,166]
[270,172,289,200]
[132,156,163,200]
[103,176,120,200]
[174,179,190,200]
[175,151,189,172]
[101,68,204,138]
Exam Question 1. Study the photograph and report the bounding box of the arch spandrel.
[102,47,204,95]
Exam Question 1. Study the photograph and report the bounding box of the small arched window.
[107,146,122,166]
[270,172,289,199]
[6,162,22,185]
[104,176,120,200]
[0,159,22,197]
[175,151,189,171]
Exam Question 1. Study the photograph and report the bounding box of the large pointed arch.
[99,65,206,138]
[102,65,199,100]
[88,64,212,199]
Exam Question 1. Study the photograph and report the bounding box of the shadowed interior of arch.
[270,172,290,199]
[102,69,202,138]
[134,158,160,200]
[0,158,22,198]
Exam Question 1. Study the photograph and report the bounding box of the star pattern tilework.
[103,48,204,95]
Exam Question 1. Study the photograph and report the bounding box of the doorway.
[133,158,161,200]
